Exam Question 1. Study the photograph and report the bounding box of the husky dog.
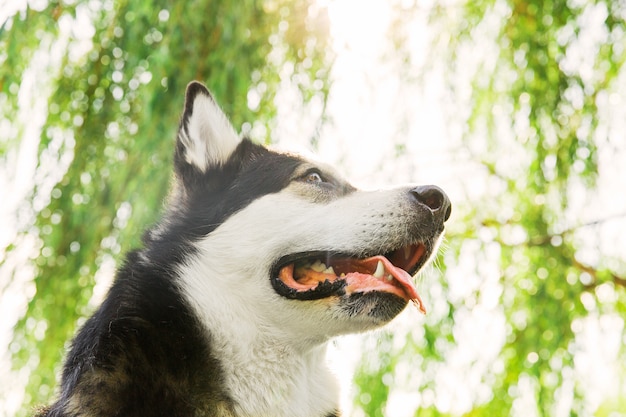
[37,82,451,417]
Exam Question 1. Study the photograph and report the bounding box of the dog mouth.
[271,244,429,314]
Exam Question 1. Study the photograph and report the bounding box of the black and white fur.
[38,82,451,417]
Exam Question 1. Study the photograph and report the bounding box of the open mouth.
[271,243,429,314]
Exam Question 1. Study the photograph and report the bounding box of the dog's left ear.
[175,81,241,174]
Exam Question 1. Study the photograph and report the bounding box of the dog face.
[157,82,450,347]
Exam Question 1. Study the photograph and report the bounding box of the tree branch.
[484,214,626,290]
[572,257,626,290]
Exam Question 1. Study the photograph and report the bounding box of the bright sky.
[1,0,625,416]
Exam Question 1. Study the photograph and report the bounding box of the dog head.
[153,82,450,345]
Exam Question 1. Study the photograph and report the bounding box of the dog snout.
[410,185,451,223]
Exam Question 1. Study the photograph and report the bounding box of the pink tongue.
[355,256,427,314]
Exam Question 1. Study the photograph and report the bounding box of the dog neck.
[218,338,339,417]
[177,254,341,417]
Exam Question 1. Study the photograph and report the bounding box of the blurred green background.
[1,0,625,416]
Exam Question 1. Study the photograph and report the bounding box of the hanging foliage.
[354,0,626,416]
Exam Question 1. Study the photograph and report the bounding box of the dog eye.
[303,171,324,184]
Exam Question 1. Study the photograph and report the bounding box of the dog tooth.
[386,274,393,282]
[311,260,327,272]
[324,266,335,275]
[373,260,385,279]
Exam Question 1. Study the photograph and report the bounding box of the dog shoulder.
[43,255,238,416]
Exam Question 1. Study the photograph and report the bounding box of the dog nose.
[410,185,451,223]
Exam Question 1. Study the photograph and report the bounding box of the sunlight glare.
[322,0,391,55]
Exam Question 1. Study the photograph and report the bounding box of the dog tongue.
[339,256,426,314]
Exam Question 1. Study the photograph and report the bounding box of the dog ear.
[176,81,241,173]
